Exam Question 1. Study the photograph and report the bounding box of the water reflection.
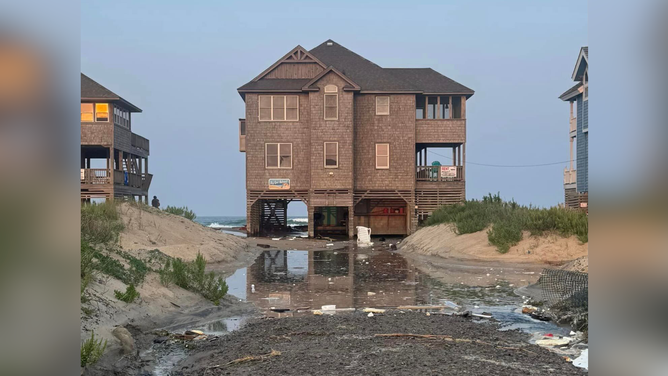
[246,249,418,316]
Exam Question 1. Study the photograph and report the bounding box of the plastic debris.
[362,308,386,314]
[321,305,336,311]
[313,310,323,315]
[536,337,572,347]
[367,292,376,296]
[367,312,374,317]
[185,330,204,336]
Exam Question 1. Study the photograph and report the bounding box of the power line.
[427,149,575,168]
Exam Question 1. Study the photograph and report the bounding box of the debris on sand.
[363,308,386,314]
[209,349,282,369]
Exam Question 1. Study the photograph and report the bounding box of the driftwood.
[208,350,282,369]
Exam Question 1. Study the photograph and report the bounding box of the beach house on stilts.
[80,73,152,202]
[237,40,474,238]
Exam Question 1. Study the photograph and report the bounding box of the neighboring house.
[80,73,152,202]
[559,47,588,210]
[237,40,474,238]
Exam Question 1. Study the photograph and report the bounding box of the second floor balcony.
[81,168,153,191]
[416,165,464,182]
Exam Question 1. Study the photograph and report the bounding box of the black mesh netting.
[538,268,588,312]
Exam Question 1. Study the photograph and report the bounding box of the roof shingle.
[238,40,474,96]
[81,73,142,112]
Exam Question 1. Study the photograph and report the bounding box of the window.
[583,69,588,101]
[259,95,299,121]
[324,94,338,120]
[376,143,389,169]
[376,96,390,115]
[324,85,338,93]
[81,103,94,122]
[95,103,109,122]
[324,142,338,168]
[265,143,292,169]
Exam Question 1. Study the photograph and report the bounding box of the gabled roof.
[81,73,142,112]
[559,82,583,101]
[251,45,327,82]
[571,46,588,81]
[238,40,474,97]
[237,79,310,92]
[385,68,474,95]
[302,66,361,91]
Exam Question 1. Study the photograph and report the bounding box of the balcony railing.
[569,117,577,135]
[131,132,150,153]
[564,168,577,185]
[81,168,111,185]
[416,165,463,182]
[113,170,153,191]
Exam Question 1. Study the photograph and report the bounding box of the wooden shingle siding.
[415,119,466,143]
[353,94,416,190]
[265,63,324,79]
[81,123,113,146]
[244,93,311,191]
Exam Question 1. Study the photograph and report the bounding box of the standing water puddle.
[225,247,569,336]
[150,246,570,375]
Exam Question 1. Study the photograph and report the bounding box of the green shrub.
[81,200,124,244]
[81,331,107,368]
[114,284,140,303]
[425,193,588,253]
[159,253,228,305]
[163,205,197,221]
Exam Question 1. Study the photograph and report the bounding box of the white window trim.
[324,94,338,120]
[258,95,299,122]
[376,96,390,115]
[324,142,339,168]
[375,143,390,169]
[583,68,588,101]
[324,85,338,93]
[265,142,293,169]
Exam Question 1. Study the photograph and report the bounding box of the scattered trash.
[257,244,271,248]
[321,305,336,311]
[367,292,376,296]
[170,302,181,308]
[572,349,588,369]
[367,312,374,317]
[389,244,397,251]
[326,243,334,246]
[356,226,374,247]
[425,312,431,316]
[313,310,323,315]
[362,308,386,314]
[471,313,492,319]
[521,305,538,314]
[536,337,572,347]
[251,284,255,293]
[185,330,204,336]
[272,238,281,241]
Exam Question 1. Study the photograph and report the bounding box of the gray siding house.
[559,47,588,209]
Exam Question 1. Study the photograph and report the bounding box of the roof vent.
[326,41,333,46]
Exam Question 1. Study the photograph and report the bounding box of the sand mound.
[399,224,587,265]
[118,203,248,263]
[561,255,588,273]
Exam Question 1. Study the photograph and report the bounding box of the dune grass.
[424,193,588,253]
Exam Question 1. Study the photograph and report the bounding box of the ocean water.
[195,216,308,229]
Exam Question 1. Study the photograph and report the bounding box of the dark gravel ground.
[174,312,586,376]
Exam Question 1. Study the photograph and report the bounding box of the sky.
[81,0,587,216]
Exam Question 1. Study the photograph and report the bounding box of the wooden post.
[145,157,148,173]
[449,96,453,119]
[436,96,441,119]
[139,157,143,174]
[424,96,429,119]
[461,96,466,119]
[117,150,122,170]
[348,205,354,239]
[458,145,462,167]
[452,147,456,166]
[570,101,574,119]
[569,138,574,170]
[463,143,466,182]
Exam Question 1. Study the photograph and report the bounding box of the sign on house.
[440,166,457,178]
[269,179,290,190]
